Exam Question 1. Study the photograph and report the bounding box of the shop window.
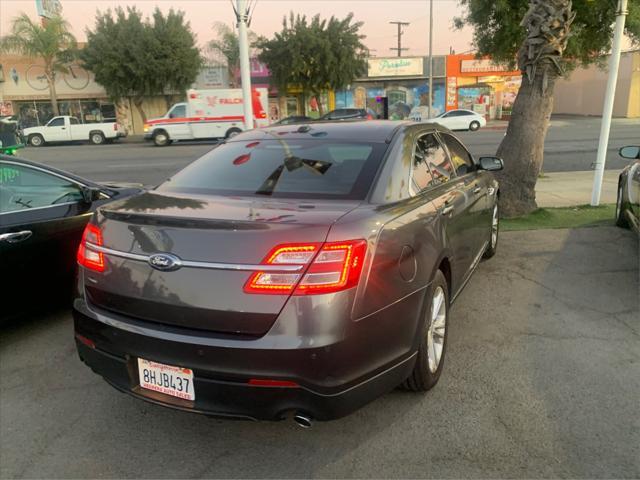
[100,104,117,121]
[16,102,40,128]
[388,90,407,105]
[80,101,103,123]
[35,102,55,125]
[286,97,298,116]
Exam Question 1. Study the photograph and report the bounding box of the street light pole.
[236,0,253,130]
[591,0,628,206]
[428,0,433,119]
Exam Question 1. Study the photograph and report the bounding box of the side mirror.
[168,113,175,119]
[619,146,640,160]
[81,186,103,203]
[478,156,504,171]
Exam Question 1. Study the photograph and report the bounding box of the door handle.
[441,204,454,216]
[473,186,482,194]
[0,230,32,243]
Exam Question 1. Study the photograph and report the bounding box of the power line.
[389,21,410,57]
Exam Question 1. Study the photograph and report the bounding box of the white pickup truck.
[23,116,126,146]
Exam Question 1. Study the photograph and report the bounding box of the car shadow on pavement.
[1,227,638,479]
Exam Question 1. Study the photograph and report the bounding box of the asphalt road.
[1,226,638,479]
[13,117,640,187]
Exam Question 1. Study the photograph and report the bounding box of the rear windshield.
[158,139,387,200]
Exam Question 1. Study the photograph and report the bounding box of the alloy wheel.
[426,286,446,373]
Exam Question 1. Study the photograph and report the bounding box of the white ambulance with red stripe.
[143,88,269,146]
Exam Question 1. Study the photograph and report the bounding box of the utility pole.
[235,0,254,130]
[591,0,628,206]
[389,21,409,57]
[427,0,433,119]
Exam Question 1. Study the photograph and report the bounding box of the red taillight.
[77,223,105,272]
[366,114,373,120]
[244,240,367,295]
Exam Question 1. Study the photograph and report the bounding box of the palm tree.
[207,22,259,87]
[0,14,77,116]
[496,0,576,216]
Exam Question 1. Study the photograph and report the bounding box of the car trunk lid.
[83,191,358,336]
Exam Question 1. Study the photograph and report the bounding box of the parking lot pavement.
[1,226,638,479]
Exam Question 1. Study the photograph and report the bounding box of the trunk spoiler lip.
[84,242,303,272]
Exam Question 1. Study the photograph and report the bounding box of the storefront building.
[0,54,117,127]
[335,56,447,120]
[445,54,522,120]
[553,49,639,118]
[234,58,332,122]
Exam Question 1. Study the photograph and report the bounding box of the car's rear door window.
[414,133,455,186]
[158,139,387,200]
[411,135,436,194]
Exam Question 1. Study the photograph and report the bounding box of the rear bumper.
[72,301,419,421]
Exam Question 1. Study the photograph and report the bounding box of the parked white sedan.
[432,109,487,132]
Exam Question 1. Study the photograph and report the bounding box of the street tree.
[455,0,640,217]
[0,13,77,116]
[82,7,202,123]
[257,13,368,115]
[207,22,259,87]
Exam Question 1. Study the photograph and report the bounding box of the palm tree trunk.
[47,70,60,116]
[496,0,576,217]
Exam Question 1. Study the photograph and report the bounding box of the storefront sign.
[446,76,457,108]
[195,66,227,88]
[460,59,510,74]
[35,0,62,18]
[250,59,270,77]
[368,57,423,78]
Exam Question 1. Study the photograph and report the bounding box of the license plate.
[137,358,195,401]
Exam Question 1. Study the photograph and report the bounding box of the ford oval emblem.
[148,253,182,272]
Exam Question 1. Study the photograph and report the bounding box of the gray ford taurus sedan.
[73,120,503,424]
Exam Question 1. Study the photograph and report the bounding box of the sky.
[0,0,475,57]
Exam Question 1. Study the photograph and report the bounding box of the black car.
[0,156,142,319]
[273,115,313,125]
[318,108,377,121]
[616,145,640,233]
[73,121,503,424]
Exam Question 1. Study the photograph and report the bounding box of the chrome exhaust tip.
[293,413,313,428]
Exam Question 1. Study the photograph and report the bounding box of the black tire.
[153,130,170,147]
[616,181,630,229]
[90,132,105,145]
[225,127,242,139]
[469,120,481,131]
[483,201,499,259]
[29,134,44,147]
[403,269,449,392]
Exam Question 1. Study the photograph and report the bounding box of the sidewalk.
[535,170,618,207]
